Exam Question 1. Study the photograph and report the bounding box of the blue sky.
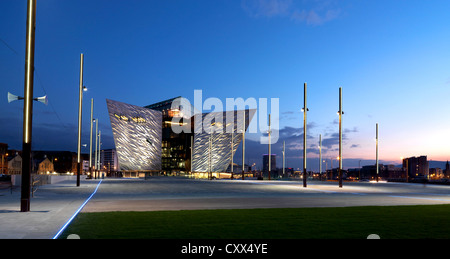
[1,0,450,170]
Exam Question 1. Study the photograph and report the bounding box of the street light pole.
[338,87,344,188]
[268,113,271,180]
[94,118,98,179]
[242,110,246,180]
[302,83,308,188]
[20,0,37,212]
[191,135,194,173]
[282,141,285,178]
[98,130,101,178]
[231,132,233,179]
[76,53,84,187]
[319,134,322,181]
[89,98,94,179]
[376,123,379,182]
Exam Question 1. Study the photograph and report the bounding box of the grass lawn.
[59,204,450,239]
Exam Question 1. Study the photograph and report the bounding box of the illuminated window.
[168,109,181,118]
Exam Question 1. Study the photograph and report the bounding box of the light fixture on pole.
[191,135,194,173]
[268,113,271,180]
[282,141,285,178]
[17,0,37,212]
[209,134,212,180]
[319,134,322,181]
[98,130,102,178]
[338,87,344,188]
[231,132,234,179]
[242,109,246,180]
[76,53,85,187]
[94,118,98,179]
[376,123,379,182]
[89,98,94,179]
[302,82,309,188]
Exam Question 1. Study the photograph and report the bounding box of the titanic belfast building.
[106,97,255,176]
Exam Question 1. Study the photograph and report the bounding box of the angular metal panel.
[192,109,256,172]
[106,99,162,171]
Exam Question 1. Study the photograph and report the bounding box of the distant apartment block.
[101,148,119,173]
[403,156,429,179]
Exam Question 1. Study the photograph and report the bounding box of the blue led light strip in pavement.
[52,179,103,239]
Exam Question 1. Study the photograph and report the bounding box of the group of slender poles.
[302,83,344,188]
[20,0,103,212]
[302,83,379,188]
[77,54,102,186]
[202,82,380,189]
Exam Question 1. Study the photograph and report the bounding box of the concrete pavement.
[83,177,450,212]
[2,176,450,239]
[0,178,101,239]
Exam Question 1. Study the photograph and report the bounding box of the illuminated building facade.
[403,156,429,180]
[192,110,256,173]
[107,97,256,176]
[106,99,162,172]
[144,97,193,173]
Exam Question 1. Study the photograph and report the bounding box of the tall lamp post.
[376,123,379,182]
[338,87,344,188]
[20,0,37,212]
[191,135,194,174]
[268,113,271,180]
[319,134,322,181]
[89,98,94,179]
[230,132,233,179]
[209,134,212,180]
[282,141,285,178]
[76,53,86,187]
[9,0,48,210]
[242,110,246,180]
[302,83,309,188]
[94,118,98,179]
[98,130,102,178]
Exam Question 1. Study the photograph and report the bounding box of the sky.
[1,0,450,171]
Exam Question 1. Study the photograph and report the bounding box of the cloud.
[344,127,358,133]
[291,8,340,26]
[242,0,341,26]
[322,132,341,148]
[0,114,114,152]
[241,0,293,18]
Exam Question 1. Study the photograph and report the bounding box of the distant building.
[7,154,22,175]
[262,154,276,178]
[107,97,256,178]
[384,164,404,179]
[34,156,54,174]
[101,148,119,173]
[360,164,383,180]
[429,168,444,180]
[33,151,77,174]
[326,168,347,180]
[403,156,429,180]
[0,143,8,174]
[444,161,450,178]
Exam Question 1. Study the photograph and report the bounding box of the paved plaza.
[2,176,450,239]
